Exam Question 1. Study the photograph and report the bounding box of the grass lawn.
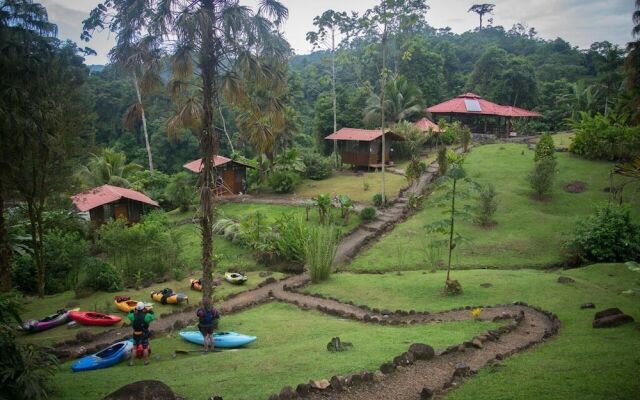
[294,170,408,204]
[302,264,640,400]
[18,271,285,347]
[348,144,640,271]
[551,131,575,149]
[51,302,500,400]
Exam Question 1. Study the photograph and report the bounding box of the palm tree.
[364,74,424,125]
[468,4,495,30]
[76,148,142,188]
[624,0,640,123]
[84,0,290,302]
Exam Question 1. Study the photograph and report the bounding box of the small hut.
[324,128,405,168]
[183,155,254,195]
[426,93,541,136]
[414,117,441,133]
[71,184,159,225]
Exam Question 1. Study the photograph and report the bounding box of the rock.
[103,380,177,400]
[594,308,624,319]
[453,362,470,377]
[557,276,575,284]
[210,396,223,400]
[420,387,434,399]
[363,314,372,322]
[393,351,415,366]
[373,371,385,382]
[593,314,634,328]
[360,371,373,382]
[330,376,344,391]
[380,362,396,374]
[309,379,330,390]
[580,303,596,309]
[471,338,483,349]
[480,283,492,288]
[295,383,310,396]
[408,343,435,360]
[264,277,277,285]
[278,386,296,400]
[444,279,463,294]
[76,330,94,343]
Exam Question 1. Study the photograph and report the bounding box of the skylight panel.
[464,99,482,112]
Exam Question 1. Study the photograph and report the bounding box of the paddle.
[171,348,243,358]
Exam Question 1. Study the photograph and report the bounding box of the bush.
[535,133,556,161]
[568,205,640,263]
[82,258,123,292]
[268,170,299,194]
[130,169,171,206]
[372,193,384,207]
[302,152,333,180]
[405,159,426,184]
[360,207,376,221]
[165,171,195,211]
[476,184,498,226]
[528,158,557,199]
[437,146,448,176]
[305,225,338,283]
[42,229,90,294]
[272,215,308,263]
[569,113,640,161]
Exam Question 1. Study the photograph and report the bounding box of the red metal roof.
[324,128,404,141]
[426,93,541,117]
[414,118,441,132]
[71,184,159,212]
[183,155,254,173]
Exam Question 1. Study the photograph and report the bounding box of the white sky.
[41,0,636,65]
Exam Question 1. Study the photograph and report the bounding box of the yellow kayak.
[225,272,248,285]
[150,289,188,305]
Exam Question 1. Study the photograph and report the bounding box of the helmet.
[135,302,145,311]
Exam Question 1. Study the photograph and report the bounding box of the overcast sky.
[41,0,636,65]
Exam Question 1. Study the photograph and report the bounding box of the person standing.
[196,298,220,352]
[128,302,155,365]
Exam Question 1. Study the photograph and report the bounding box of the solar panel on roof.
[464,99,481,112]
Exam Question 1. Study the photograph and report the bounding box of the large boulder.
[594,308,624,320]
[103,380,178,400]
[408,343,435,360]
[593,313,634,328]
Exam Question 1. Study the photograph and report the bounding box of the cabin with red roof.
[183,155,254,195]
[414,118,441,133]
[426,93,541,136]
[325,128,405,168]
[71,184,160,225]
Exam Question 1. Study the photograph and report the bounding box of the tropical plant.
[372,193,385,207]
[476,183,498,227]
[82,258,123,292]
[529,157,557,200]
[272,215,308,263]
[212,218,242,243]
[613,156,640,203]
[268,171,298,194]
[535,133,556,161]
[302,152,333,180]
[363,74,424,125]
[84,0,291,302]
[468,3,495,30]
[437,146,448,176]
[406,159,427,185]
[568,113,640,161]
[77,148,143,188]
[165,172,194,212]
[239,211,272,252]
[360,206,376,221]
[337,194,353,224]
[305,224,338,283]
[273,148,306,174]
[313,193,332,224]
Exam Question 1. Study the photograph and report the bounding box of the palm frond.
[122,102,143,131]
[258,0,289,26]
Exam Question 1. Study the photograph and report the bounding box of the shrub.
[568,205,640,263]
[406,159,426,184]
[528,158,557,199]
[130,169,171,206]
[42,229,90,294]
[337,194,353,224]
[535,133,556,161]
[569,112,640,161]
[360,207,376,221]
[305,225,338,283]
[437,146,448,176]
[313,193,332,224]
[165,171,195,211]
[272,215,308,263]
[239,211,272,251]
[268,170,299,194]
[372,193,385,207]
[476,184,498,226]
[302,152,333,180]
[456,126,472,152]
[82,258,123,292]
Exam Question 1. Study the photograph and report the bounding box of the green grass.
[294,170,408,204]
[51,302,500,400]
[551,131,575,149]
[302,264,640,400]
[18,272,284,347]
[348,144,640,271]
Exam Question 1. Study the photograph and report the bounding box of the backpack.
[198,307,219,326]
[132,311,148,335]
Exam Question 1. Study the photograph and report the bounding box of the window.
[464,99,481,112]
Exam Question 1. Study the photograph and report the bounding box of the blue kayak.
[179,331,257,348]
[71,340,133,372]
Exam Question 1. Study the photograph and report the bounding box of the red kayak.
[69,311,122,326]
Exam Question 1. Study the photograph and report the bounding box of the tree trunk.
[380,5,388,205]
[331,28,338,168]
[479,14,483,30]
[27,201,44,297]
[132,71,154,171]
[199,0,219,304]
[446,178,457,282]
[0,182,12,291]
[218,104,235,154]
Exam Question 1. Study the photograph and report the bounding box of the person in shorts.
[127,302,155,365]
[196,297,220,352]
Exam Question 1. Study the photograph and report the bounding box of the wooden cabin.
[71,184,160,226]
[325,128,405,168]
[183,155,254,196]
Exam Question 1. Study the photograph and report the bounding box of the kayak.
[114,297,152,313]
[69,311,122,326]
[225,272,248,285]
[190,279,202,291]
[179,331,257,348]
[19,308,77,333]
[71,340,133,372]
[150,289,188,305]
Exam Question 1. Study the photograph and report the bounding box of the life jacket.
[198,307,219,327]
[160,288,173,304]
[132,311,149,336]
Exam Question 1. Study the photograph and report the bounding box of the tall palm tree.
[76,148,142,188]
[364,74,424,125]
[84,0,290,302]
[624,0,640,123]
[468,3,495,30]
